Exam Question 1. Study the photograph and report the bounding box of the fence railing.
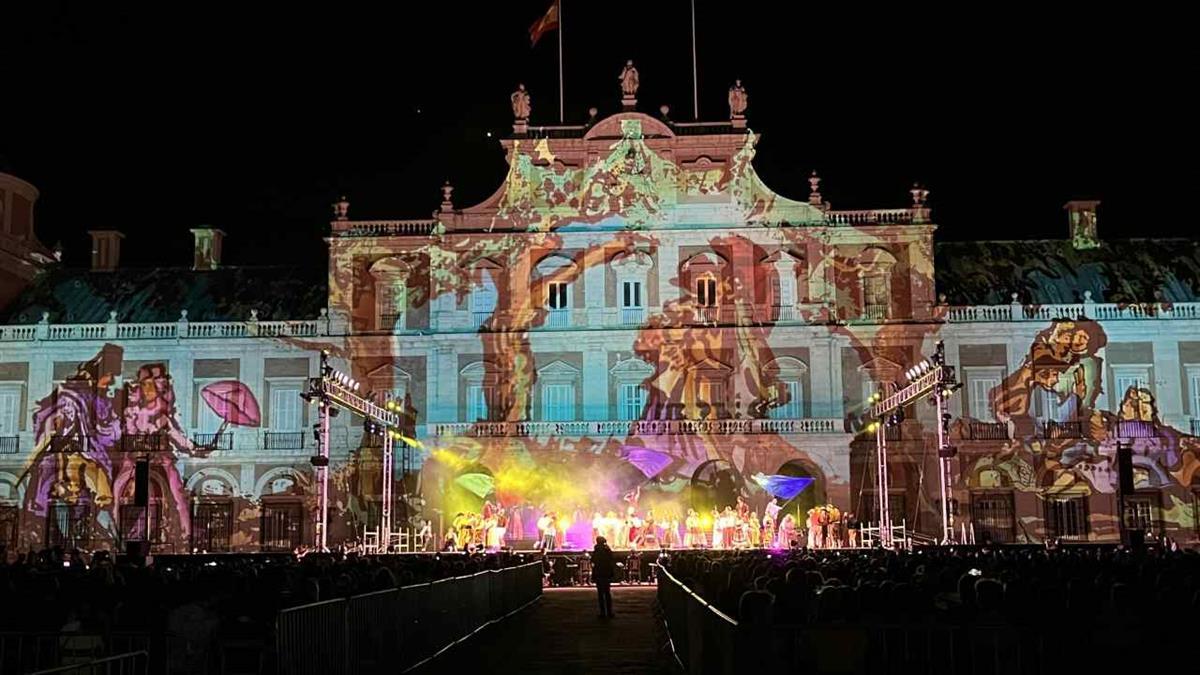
[0,633,156,675]
[275,560,543,675]
[30,650,149,675]
[264,431,306,451]
[0,435,18,454]
[655,564,739,675]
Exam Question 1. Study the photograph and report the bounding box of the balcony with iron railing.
[963,422,1010,441]
[1192,419,1200,437]
[0,436,18,455]
[192,432,233,451]
[377,313,404,332]
[470,311,491,328]
[1112,420,1159,439]
[120,433,167,453]
[264,431,306,452]
[546,308,571,328]
[1038,420,1084,440]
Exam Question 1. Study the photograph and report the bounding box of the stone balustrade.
[0,315,325,342]
[332,219,439,237]
[945,301,1200,323]
[429,417,842,438]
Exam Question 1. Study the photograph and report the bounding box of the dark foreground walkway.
[412,586,678,675]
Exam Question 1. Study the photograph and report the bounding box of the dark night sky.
[2,2,1191,269]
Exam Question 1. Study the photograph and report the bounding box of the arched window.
[682,251,727,322]
[461,361,499,422]
[767,357,808,419]
[369,257,414,332]
[468,259,502,328]
[857,248,896,321]
[761,250,805,321]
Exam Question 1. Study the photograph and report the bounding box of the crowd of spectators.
[0,547,527,673]
[658,544,1200,671]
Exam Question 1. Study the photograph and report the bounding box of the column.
[582,342,608,420]
[583,252,605,326]
[238,349,265,456]
[657,242,679,313]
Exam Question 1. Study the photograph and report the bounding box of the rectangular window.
[1044,495,1088,541]
[270,385,302,431]
[467,385,490,422]
[1187,368,1200,416]
[541,383,575,422]
[195,379,225,433]
[622,280,642,308]
[1123,496,1156,534]
[1112,366,1151,409]
[0,383,20,436]
[619,383,646,421]
[696,278,717,307]
[971,492,1015,544]
[547,282,569,309]
[863,275,889,319]
[965,368,1003,421]
[698,379,726,415]
[771,380,803,419]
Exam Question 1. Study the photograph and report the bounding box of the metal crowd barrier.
[275,561,543,675]
[0,632,158,675]
[654,564,739,675]
[30,650,149,675]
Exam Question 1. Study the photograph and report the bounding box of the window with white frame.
[268,380,303,432]
[862,274,889,319]
[466,385,490,422]
[692,361,730,418]
[1112,365,1151,412]
[537,361,579,422]
[461,361,496,422]
[369,257,413,332]
[367,366,411,411]
[767,356,807,420]
[622,280,643,309]
[696,276,718,307]
[541,384,575,421]
[964,367,1004,421]
[611,357,653,421]
[194,379,225,433]
[1189,366,1200,418]
[0,383,21,436]
[471,266,499,326]
[612,250,653,325]
[619,383,646,421]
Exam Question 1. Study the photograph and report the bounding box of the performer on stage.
[736,495,750,520]
[537,511,557,550]
[710,507,722,549]
[443,527,459,552]
[721,507,736,549]
[661,512,680,548]
[684,509,701,548]
[638,509,659,548]
[749,511,761,547]
[625,507,642,550]
[762,511,776,548]
[779,513,797,548]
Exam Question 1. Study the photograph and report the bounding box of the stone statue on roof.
[511,84,531,121]
[619,60,640,98]
[728,80,748,118]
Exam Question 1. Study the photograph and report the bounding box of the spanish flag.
[529,1,559,47]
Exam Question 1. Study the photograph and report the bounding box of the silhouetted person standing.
[592,536,616,618]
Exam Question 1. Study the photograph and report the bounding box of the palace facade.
[2,81,1198,553]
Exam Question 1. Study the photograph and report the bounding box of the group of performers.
[445,500,514,552]
[442,497,859,552]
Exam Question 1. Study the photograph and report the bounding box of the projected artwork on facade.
[2,92,1198,553]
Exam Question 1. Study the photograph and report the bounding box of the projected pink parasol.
[198,380,261,449]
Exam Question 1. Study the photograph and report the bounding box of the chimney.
[87,230,124,271]
[1064,200,1100,250]
[190,228,225,271]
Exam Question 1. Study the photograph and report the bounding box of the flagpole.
[558,0,564,123]
[691,0,699,120]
